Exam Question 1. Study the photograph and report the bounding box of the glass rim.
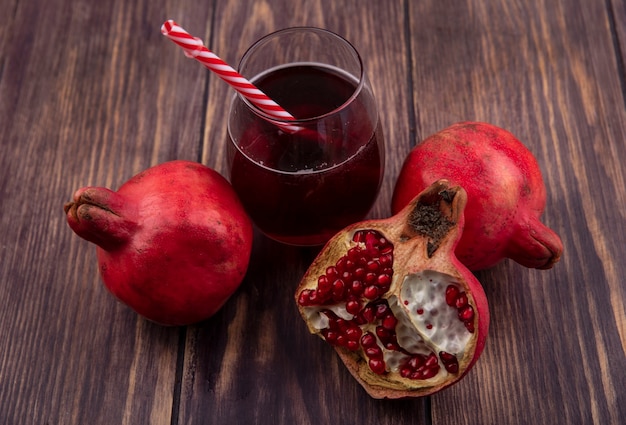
[236,26,366,124]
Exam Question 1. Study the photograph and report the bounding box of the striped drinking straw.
[161,20,301,133]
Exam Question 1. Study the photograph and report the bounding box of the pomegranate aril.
[297,290,312,306]
[376,326,391,340]
[377,274,391,286]
[350,280,364,296]
[361,306,375,323]
[425,353,438,368]
[367,260,380,272]
[346,298,362,315]
[354,267,366,278]
[374,302,389,318]
[418,365,439,380]
[459,305,474,322]
[322,330,338,344]
[369,358,387,375]
[346,340,359,351]
[364,285,379,299]
[360,332,377,348]
[382,314,398,330]
[347,246,361,261]
[365,346,383,359]
[335,256,348,272]
[445,285,459,306]
[345,326,362,341]
[326,266,338,281]
[365,272,377,284]
[439,351,459,374]
[455,293,468,309]
[332,279,346,299]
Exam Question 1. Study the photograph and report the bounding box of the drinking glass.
[227,27,384,246]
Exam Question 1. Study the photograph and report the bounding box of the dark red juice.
[228,64,384,245]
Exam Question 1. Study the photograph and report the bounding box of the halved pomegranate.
[295,180,489,398]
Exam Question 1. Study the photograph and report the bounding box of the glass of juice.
[227,27,384,246]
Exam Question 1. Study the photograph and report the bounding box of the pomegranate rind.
[391,121,563,271]
[296,180,489,399]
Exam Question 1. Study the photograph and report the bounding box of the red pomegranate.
[392,122,563,271]
[296,180,489,398]
[64,160,253,326]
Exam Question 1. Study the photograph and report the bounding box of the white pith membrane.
[301,232,474,381]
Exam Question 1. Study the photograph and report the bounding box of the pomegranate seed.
[439,351,459,374]
[380,253,392,266]
[375,326,391,340]
[347,246,361,261]
[360,332,377,348]
[297,290,311,306]
[326,266,338,281]
[458,305,474,322]
[377,274,391,286]
[323,330,338,344]
[425,353,438,368]
[445,285,459,306]
[336,318,349,332]
[455,293,468,309]
[345,299,361,315]
[420,365,439,380]
[346,340,359,351]
[368,358,386,375]
[374,303,389,318]
[345,326,362,341]
[416,308,424,315]
[465,321,475,333]
[352,231,366,243]
[382,314,398,330]
[426,323,433,330]
[354,267,366,278]
[366,260,380,272]
[336,335,347,346]
[332,279,346,299]
[365,346,383,359]
[336,256,348,272]
[408,355,425,369]
[384,342,400,351]
[363,285,378,299]
[365,272,377,284]
[361,306,375,323]
[350,280,364,296]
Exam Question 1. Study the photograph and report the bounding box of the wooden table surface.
[2,0,625,424]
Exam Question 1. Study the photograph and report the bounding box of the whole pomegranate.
[296,180,489,399]
[392,122,563,271]
[64,160,253,326]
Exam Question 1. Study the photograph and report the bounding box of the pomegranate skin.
[296,180,489,399]
[392,122,563,271]
[64,160,253,326]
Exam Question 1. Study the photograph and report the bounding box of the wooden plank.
[177,1,430,424]
[408,0,626,424]
[0,0,211,423]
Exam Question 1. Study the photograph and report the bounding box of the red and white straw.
[161,20,300,133]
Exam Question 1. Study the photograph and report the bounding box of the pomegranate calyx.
[402,183,460,257]
[65,187,137,250]
[507,216,563,269]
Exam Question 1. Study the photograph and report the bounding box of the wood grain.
[0,0,624,424]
